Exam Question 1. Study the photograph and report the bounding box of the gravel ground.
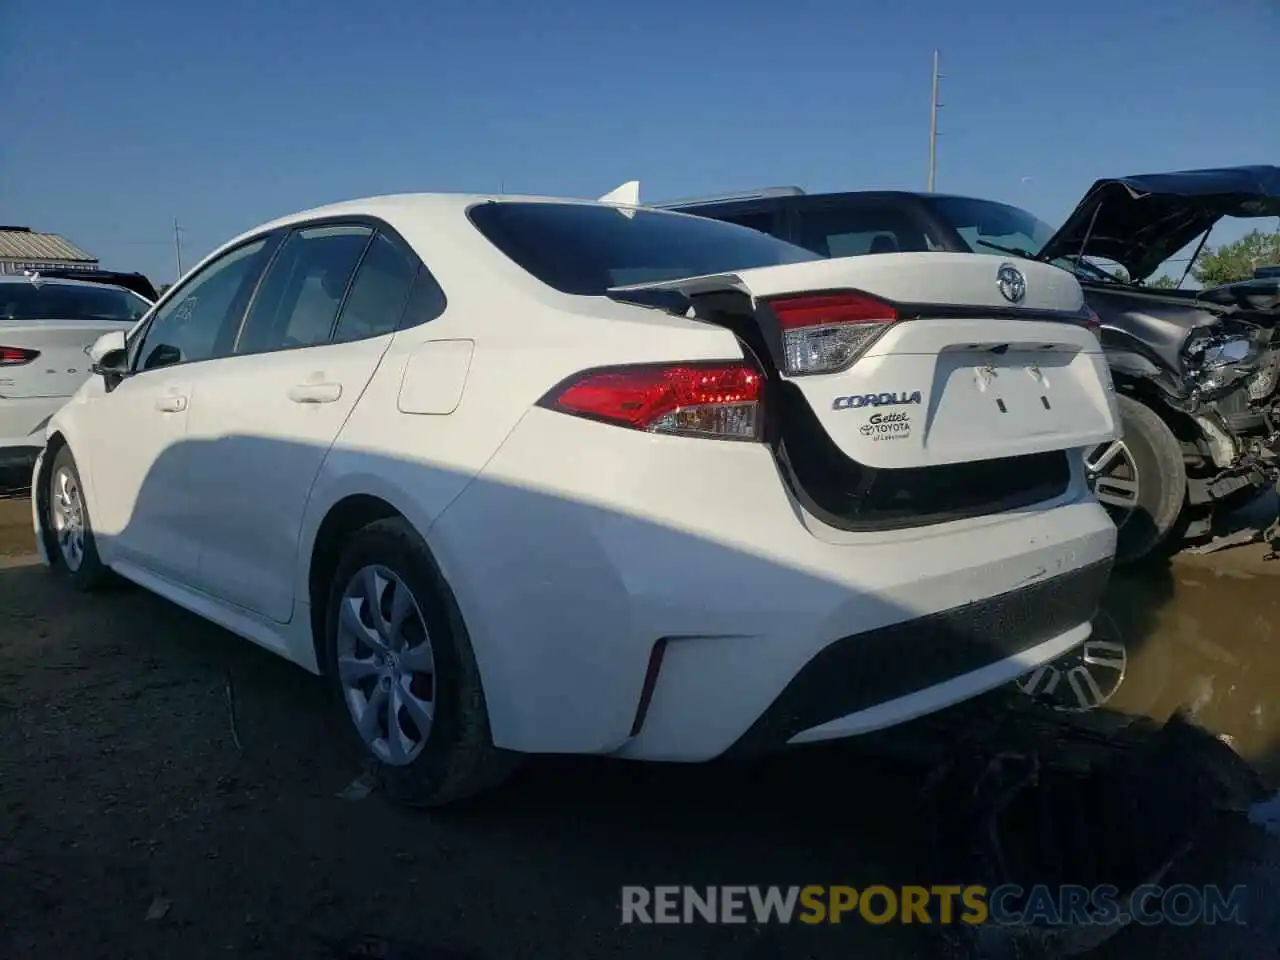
[3,493,1279,959]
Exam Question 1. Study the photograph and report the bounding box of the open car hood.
[1037,165,1280,282]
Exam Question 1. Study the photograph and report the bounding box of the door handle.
[288,382,343,404]
[156,395,187,413]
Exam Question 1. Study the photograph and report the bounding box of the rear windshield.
[0,282,151,322]
[468,201,819,295]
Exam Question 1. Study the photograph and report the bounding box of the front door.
[183,224,419,623]
[84,237,273,582]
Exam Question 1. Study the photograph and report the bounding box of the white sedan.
[0,274,151,470]
[32,193,1119,805]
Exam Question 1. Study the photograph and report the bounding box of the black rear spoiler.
[29,268,158,302]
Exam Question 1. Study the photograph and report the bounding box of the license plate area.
[926,349,1082,450]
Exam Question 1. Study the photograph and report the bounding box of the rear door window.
[235,224,372,355]
[331,232,420,344]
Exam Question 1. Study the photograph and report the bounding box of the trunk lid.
[610,252,1118,469]
[0,319,121,399]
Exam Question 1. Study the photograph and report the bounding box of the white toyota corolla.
[32,193,1119,805]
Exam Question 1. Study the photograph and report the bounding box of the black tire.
[45,445,112,591]
[1104,396,1187,565]
[322,517,516,808]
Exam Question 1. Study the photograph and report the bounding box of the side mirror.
[88,330,128,376]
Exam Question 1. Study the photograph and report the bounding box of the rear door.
[181,223,421,623]
[611,253,1118,469]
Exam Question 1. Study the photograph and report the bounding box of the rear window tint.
[0,282,150,322]
[468,201,818,296]
[794,203,935,258]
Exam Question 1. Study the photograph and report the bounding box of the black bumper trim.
[724,558,1113,758]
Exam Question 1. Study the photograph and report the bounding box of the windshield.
[0,281,151,322]
[925,196,1127,283]
[468,201,820,296]
[925,196,1056,258]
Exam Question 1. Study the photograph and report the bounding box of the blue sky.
[3,0,1277,283]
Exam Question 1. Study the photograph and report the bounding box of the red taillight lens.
[1084,306,1102,333]
[543,362,762,441]
[766,291,897,376]
[0,346,39,366]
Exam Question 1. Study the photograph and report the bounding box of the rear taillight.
[766,291,897,376]
[1084,306,1102,334]
[0,346,39,366]
[541,362,762,441]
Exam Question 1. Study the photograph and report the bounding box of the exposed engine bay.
[1092,276,1280,518]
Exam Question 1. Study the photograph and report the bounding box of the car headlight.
[1199,336,1255,369]
[1182,324,1267,396]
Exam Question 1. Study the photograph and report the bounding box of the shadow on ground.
[2,487,1280,958]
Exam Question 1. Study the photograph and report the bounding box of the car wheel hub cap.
[1015,636,1129,713]
[1084,439,1140,529]
[50,466,86,572]
[336,564,436,766]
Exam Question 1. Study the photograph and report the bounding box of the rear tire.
[46,446,111,591]
[1086,395,1187,566]
[322,517,517,808]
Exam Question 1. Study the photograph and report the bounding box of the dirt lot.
[3,493,1280,959]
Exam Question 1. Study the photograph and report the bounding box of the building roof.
[0,226,95,263]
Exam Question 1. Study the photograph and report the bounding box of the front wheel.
[46,446,111,591]
[1085,395,1187,565]
[322,517,516,807]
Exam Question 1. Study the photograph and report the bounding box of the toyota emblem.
[997,263,1027,303]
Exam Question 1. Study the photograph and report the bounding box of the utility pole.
[173,218,184,279]
[927,49,941,193]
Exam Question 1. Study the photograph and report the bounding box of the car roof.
[0,274,140,293]
[662,189,993,210]
[252,192,687,230]
[199,193,715,274]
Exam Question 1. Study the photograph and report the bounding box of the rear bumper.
[724,559,1110,756]
[429,407,1117,760]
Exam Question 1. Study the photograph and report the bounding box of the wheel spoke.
[1095,477,1139,508]
[399,687,434,735]
[387,582,414,647]
[340,595,385,651]
[357,685,388,743]
[385,687,408,762]
[337,654,381,683]
[362,567,400,644]
[1086,440,1127,475]
[399,642,433,673]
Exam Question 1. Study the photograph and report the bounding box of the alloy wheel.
[50,466,87,572]
[1084,439,1140,528]
[336,565,436,766]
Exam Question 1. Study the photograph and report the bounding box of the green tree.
[1190,230,1280,287]
[1146,274,1179,289]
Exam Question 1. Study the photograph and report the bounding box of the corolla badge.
[996,263,1027,303]
[832,390,922,410]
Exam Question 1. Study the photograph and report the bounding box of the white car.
[31,193,1119,806]
[0,274,151,470]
